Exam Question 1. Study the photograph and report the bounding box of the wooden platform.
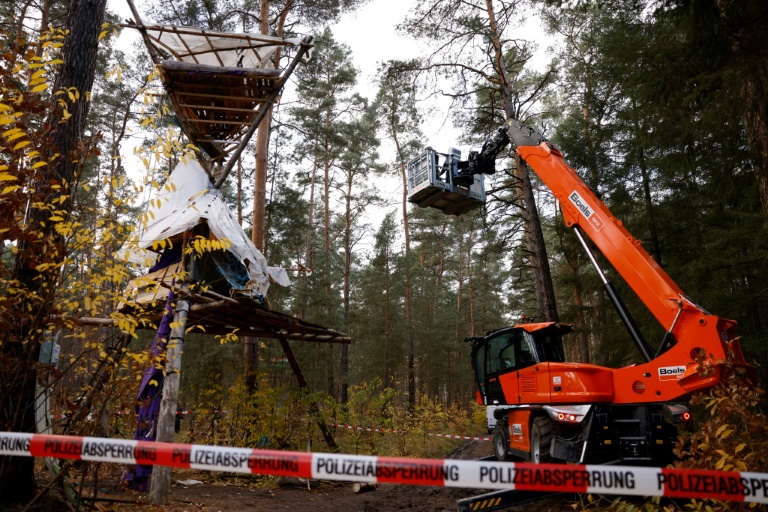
[125,22,311,167]
[115,283,350,344]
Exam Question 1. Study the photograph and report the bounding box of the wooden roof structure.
[124,7,312,184]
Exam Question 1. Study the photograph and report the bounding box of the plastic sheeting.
[119,158,290,298]
[142,24,304,69]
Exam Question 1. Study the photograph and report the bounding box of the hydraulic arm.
[463,120,754,403]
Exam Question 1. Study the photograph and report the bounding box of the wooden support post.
[149,286,190,505]
[276,333,338,452]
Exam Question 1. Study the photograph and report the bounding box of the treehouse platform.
[124,19,313,177]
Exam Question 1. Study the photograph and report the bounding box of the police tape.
[328,423,492,442]
[1,432,766,504]
[49,410,226,419]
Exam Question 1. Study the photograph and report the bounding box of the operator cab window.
[484,330,537,377]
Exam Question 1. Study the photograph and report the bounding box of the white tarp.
[119,158,290,297]
[143,24,303,69]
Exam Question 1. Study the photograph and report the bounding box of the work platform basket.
[406,147,486,215]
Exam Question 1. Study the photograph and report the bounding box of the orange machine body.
[506,141,754,404]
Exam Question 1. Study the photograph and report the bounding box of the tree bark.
[516,154,559,322]
[741,72,768,218]
[340,172,352,403]
[149,292,190,504]
[0,0,107,502]
[485,0,559,322]
[393,131,415,409]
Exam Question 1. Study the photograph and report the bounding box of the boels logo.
[658,366,686,381]
[569,191,604,231]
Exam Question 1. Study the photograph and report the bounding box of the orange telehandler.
[445,120,755,466]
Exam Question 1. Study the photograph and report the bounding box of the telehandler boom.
[450,120,754,464]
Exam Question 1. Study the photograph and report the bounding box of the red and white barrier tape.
[1,432,766,503]
[49,410,226,419]
[328,423,492,441]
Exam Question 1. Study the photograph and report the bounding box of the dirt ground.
[33,441,573,512]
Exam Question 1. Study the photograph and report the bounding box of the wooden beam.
[173,91,270,102]
[159,60,280,77]
[178,104,259,113]
[149,286,190,505]
[277,333,338,452]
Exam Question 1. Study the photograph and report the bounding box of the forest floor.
[32,440,574,511]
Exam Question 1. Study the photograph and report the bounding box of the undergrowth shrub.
[584,376,767,511]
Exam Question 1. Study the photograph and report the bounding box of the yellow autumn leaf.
[0,173,17,181]
[6,131,26,142]
[148,379,158,387]
[735,443,746,453]
[31,83,48,93]
[13,140,31,150]
[2,185,19,194]
[30,161,47,169]
[0,115,16,125]
[97,30,108,41]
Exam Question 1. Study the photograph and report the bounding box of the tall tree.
[290,27,362,397]
[657,0,768,218]
[373,61,423,408]
[336,108,381,403]
[0,0,108,501]
[399,0,559,322]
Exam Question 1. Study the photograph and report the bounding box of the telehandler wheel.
[531,416,553,463]
[493,424,511,461]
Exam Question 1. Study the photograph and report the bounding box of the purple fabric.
[123,289,175,491]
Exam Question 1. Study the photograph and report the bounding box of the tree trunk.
[244,0,274,392]
[322,120,335,398]
[149,294,190,505]
[340,174,352,403]
[516,154,559,322]
[0,0,107,502]
[243,337,259,392]
[741,72,768,218]
[485,0,559,322]
[393,132,415,409]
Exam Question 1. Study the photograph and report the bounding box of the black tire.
[493,423,511,461]
[530,416,554,463]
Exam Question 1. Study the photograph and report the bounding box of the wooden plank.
[173,91,270,102]
[177,103,258,113]
[129,23,298,46]
[187,119,254,126]
[160,60,280,77]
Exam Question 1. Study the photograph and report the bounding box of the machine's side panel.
[548,363,615,404]
[498,371,520,405]
[518,365,551,404]
[507,409,532,453]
